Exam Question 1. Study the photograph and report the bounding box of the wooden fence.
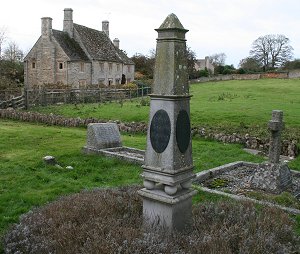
[0,89,23,101]
[0,94,25,109]
[24,87,151,108]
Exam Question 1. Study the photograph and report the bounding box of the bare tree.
[0,26,7,59]
[209,53,226,66]
[250,34,293,70]
[3,41,24,62]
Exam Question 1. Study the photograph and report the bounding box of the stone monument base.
[250,162,292,194]
[138,186,197,231]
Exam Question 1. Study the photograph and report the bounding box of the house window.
[58,62,64,70]
[99,63,104,72]
[108,78,113,86]
[127,65,131,73]
[115,78,120,85]
[80,62,85,72]
[117,64,120,71]
[32,62,36,69]
[109,63,113,73]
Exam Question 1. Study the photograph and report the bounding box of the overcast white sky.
[1,0,299,67]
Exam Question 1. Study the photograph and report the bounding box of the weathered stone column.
[138,14,196,231]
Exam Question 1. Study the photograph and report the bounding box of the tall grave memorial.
[138,14,196,231]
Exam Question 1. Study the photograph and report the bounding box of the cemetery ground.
[2,78,300,252]
[1,119,300,252]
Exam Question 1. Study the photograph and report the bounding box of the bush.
[4,186,300,253]
[122,82,138,90]
[199,68,209,77]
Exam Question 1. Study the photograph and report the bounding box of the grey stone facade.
[24,8,135,89]
[195,56,215,74]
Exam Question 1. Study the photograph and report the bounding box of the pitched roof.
[73,24,134,64]
[52,29,89,61]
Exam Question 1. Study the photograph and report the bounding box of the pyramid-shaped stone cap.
[156,13,188,32]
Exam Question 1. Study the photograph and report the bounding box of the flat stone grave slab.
[90,146,145,165]
[83,123,145,164]
[194,161,300,213]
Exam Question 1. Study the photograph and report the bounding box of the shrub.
[122,82,138,90]
[4,186,300,253]
[198,68,209,77]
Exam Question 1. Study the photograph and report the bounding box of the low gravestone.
[250,110,292,194]
[82,123,144,164]
[83,123,122,151]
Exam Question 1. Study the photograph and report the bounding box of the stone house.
[195,56,214,74]
[24,8,135,89]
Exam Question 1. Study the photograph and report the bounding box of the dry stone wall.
[192,70,300,83]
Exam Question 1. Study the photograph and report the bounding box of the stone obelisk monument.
[138,14,196,231]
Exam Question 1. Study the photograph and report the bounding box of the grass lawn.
[29,78,300,138]
[0,119,268,248]
[2,79,300,250]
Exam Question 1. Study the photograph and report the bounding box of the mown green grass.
[190,78,300,129]
[30,79,300,138]
[0,119,266,245]
[2,78,300,249]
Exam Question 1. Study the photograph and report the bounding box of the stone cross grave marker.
[138,13,196,231]
[268,110,284,164]
[250,110,292,193]
[83,123,122,152]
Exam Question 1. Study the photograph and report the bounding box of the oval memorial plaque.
[176,110,190,153]
[150,110,171,153]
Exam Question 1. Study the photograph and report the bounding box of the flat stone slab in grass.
[85,146,145,165]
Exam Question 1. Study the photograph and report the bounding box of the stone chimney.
[63,8,73,38]
[113,38,120,49]
[41,17,52,39]
[102,20,109,37]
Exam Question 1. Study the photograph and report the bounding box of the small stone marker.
[138,13,196,231]
[250,110,292,193]
[83,123,122,153]
[43,155,57,165]
[268,110,284,163]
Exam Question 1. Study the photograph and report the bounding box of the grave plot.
[82,122,145,164]
[195,110,300,213]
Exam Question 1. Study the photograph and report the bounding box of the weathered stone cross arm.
[268,110,284,132]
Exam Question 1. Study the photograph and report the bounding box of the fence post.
[24,89,29,109]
